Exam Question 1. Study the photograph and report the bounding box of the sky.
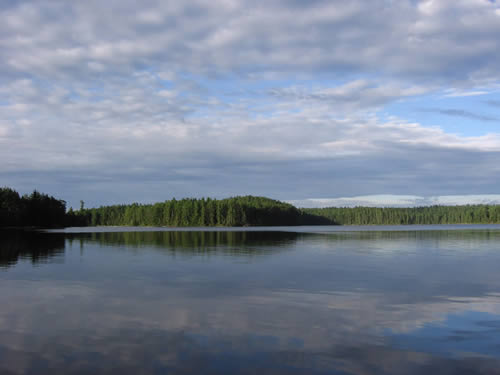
[1,0,500,209]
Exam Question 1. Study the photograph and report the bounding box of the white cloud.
[290,195,500,208]
[443,90,489,97]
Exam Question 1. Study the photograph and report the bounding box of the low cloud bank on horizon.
[1,0,500,209]
[290,195,500,208]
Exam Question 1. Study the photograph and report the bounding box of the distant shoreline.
[3,187,500,229]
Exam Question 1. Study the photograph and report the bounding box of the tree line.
[0,187,329,227]
[69,195,330,227]
[4,186,500,228]
[303,205,500,225]
[0,187,67,227]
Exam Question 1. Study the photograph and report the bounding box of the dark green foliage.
[75,196,328,227]
[5,185,500,228]
[303,205,500,225]
[0,187,22,226]
[0,187,66,228]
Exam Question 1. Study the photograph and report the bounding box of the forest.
[68,195,330,227]
[304,205,500,225]
[3,186,500,228]
[0,187,329,227]
[0,187,67,227]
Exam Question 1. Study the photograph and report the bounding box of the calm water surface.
[2,225,500,374]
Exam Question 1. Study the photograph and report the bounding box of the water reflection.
[0,230,65,268]
[1,228,500,374]
[71,230,302,255]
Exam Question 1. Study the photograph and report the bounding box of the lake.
[2,225,500,374]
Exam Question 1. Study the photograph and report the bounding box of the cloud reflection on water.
[1,229,500,374]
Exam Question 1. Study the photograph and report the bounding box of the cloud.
[290,195,500,208]
[1,1,500,206]
[3,73,500,207]
[420,108,499,122]
[269,80,430,113]
[485,99,500,107]
[0,0,499,83]
[443,89,489,97]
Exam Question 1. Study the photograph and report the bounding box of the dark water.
[2,226,500,374]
